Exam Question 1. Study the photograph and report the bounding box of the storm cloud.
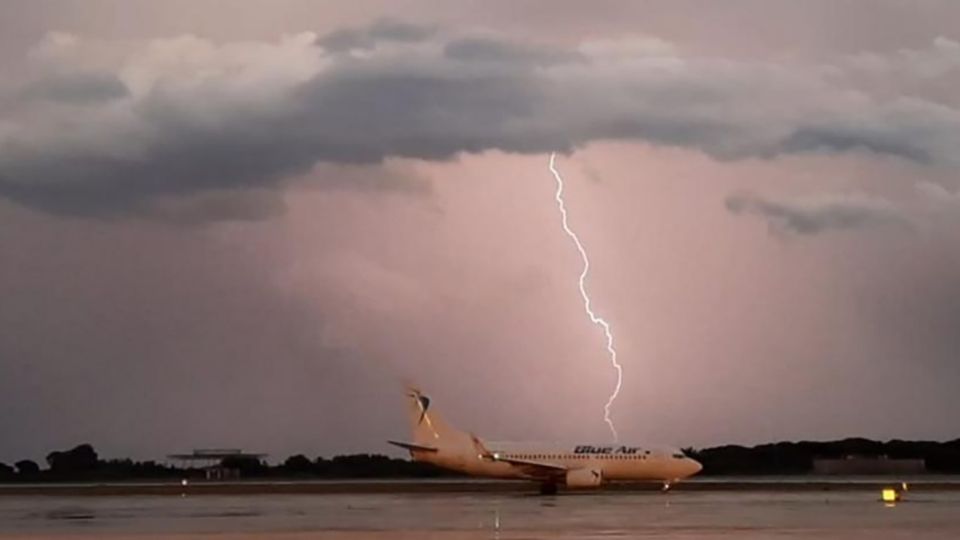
[725,191,910,236]
[21,70,129,104]
[1,24,960,216]
[316,19,437,51]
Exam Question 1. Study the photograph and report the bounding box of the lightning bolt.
[548,152,622,442]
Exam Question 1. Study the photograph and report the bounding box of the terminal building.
[167,449,267,480]
[812,455,926,475]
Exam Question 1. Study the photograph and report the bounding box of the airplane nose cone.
[681,458,703,478]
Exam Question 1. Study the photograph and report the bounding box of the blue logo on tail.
[410,391,430,425]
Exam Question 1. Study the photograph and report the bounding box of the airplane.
[388,386,703,494]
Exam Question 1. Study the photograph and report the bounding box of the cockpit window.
[672,453,685,459]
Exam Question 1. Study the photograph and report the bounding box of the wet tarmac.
[1,484,959,539]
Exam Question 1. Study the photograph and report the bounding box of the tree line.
[3,438,960,481]
[685,437,960,475]
[0,444,454,482]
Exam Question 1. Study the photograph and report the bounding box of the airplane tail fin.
[404,384,465,445]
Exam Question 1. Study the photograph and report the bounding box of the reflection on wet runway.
[3,489,960,539]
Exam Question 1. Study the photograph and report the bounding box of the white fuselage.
[415,441,702,483]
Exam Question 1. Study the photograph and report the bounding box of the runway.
[2,486,960,539]
[3,477,960,496]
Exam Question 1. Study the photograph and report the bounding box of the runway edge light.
[881,483,907,503]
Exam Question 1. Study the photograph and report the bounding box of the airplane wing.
[489,454,568,478]
[387,440,439,453]
[468,433,567,479]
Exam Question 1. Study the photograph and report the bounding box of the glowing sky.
[1,0,960,463]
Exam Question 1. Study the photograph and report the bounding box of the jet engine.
[565,468,603,488]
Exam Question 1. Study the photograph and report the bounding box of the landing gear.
[661,481,673,492]
[539,482,558,495]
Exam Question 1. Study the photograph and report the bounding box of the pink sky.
[1,1,959,463]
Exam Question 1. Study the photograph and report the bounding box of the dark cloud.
[142,188,288,225]
[310,162,432,194]
[317,18,436,51]
[443,36,583,65]
[22,71,129,104]
[725,190,911,236]
[0,25,959,219]
[138,163,428,224]
[780,127,933,163]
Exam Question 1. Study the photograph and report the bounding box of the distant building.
[167,449,267,480]
[813,455,926,475]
